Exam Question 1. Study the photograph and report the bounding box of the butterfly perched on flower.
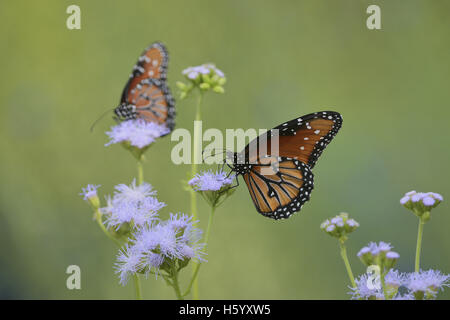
[114,42,175,133]
[227,111,343,220]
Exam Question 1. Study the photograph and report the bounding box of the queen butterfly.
[114,42,175,133]
[227,111,343,220]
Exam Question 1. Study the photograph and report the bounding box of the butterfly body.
[114,42,175,133]
[228,111,342,220]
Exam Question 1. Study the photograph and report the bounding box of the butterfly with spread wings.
[227,111,343,220]
[114,42,175,133]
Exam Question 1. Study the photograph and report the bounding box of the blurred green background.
[1,0,449,299]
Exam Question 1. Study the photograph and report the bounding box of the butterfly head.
[114,103,137,120]
[225,151,252,175]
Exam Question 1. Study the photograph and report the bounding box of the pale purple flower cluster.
[357,241,400,268]
[80,184,100,200]
[320,213,359,238]
[357,241,393,257]
[350,269,405,300]
[385,269,404,288]
[182,63,225,80]
[350,269,449,300]
[400,190,443,208]
[105,119,170,149]
[101,179,165,229]
[404,269,450,298]
[115,213,206,285]
[189,170,234,191]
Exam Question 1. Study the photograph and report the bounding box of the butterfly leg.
[227,175,240,189]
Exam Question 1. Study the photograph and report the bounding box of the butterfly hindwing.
[126,78,175,130]
[242,157,314,220]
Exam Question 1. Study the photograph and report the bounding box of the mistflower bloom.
[404,269,450,299]
[103,180,165,229]
[357,242,398,269]
[349,273,383,300]
[400,191,443,217]
[383,269,405,298]
[350,269,406,300]
[357,241,391,257]
[182,64,225,81]
[80,184,101,208]
[113,179,156,202]
[386,251,400,259]
[189,170,234,191]
[115,244,144,285]
[167,212,194,231]
[320,212,359,239]
[115,213,206,285]
[385,269,404,288]
[80,184,100,201]
[105,119,170,149]
[189,170,235,208]
[178,63,226,99]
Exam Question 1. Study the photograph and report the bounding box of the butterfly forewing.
[243,111,342,169]
[117,42,175,131]
[275,111,342,168]
[121,43,168,103]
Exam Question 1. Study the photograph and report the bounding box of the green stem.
[415,217,426,273]
[95,208,143,299]
[339,241,356,288]
[94,209,121,247]
[133,274,142,300]
[380,270,389,300]
[205,206,216,244]
[133,156,144,299]
[183,205,216,298]
[190,90,203,300]
[137,157,144,185]
[172,271,184,300]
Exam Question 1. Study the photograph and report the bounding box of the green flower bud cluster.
[320,212,359,241]
[400,191,443,221]
[178,63,226,99]
[357,242,400,271]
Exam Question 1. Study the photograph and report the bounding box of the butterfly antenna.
[90,108,116,132]
[201,148,227,163]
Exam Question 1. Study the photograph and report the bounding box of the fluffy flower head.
[400,190,443,218]
[320,212,359,239]
[189,170,234,191]
[405,269,450,299]
[182,63,225,80]
[102,179,165,229]
[114,213,206,285]
[80,184,100,201]
[105,119,170,149]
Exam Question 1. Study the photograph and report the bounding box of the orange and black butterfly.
[114,42,175,133]
[227,111,342,220]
